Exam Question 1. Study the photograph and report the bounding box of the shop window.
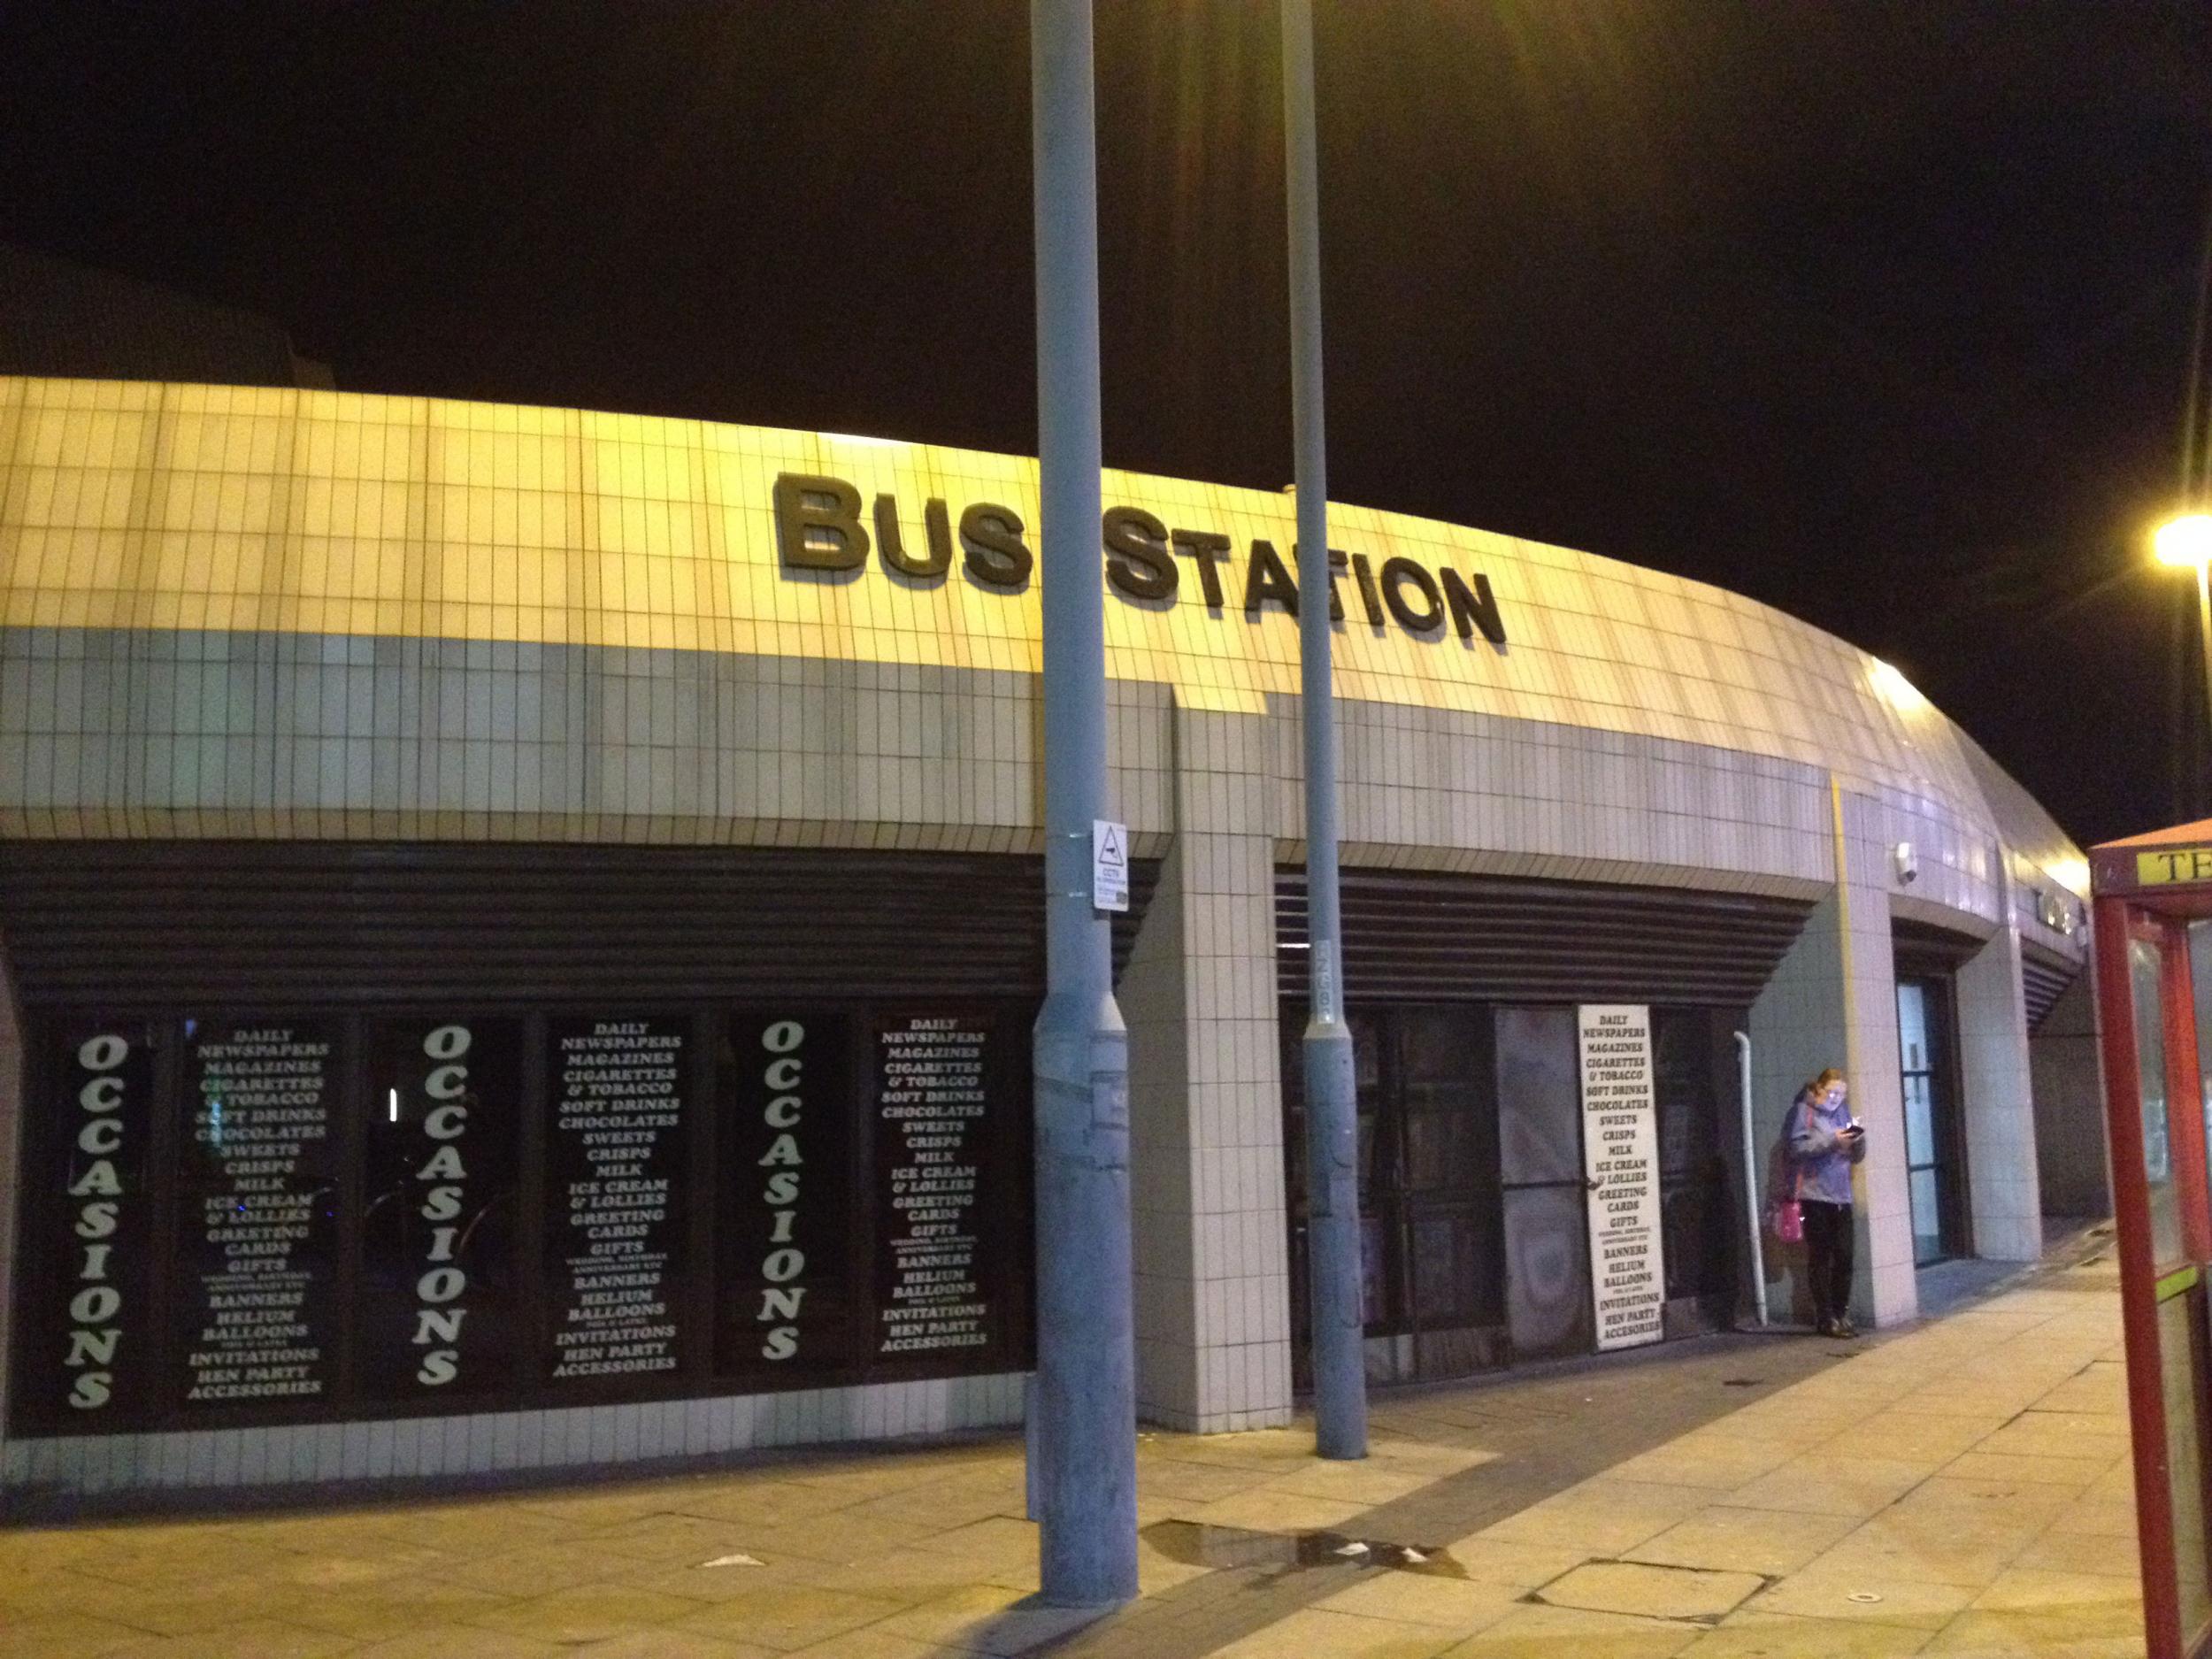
[865,1009,1028,1373]
[174,1018,346,1414]
[13,1020,163,1427]
[545,1015,694,1388]
[6,1002,1031,1439]
[361,1017,525,1403]
[718,1010,856,1379]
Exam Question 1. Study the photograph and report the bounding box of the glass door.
[1283,1006,1503,1385]
[1653,1008,1737,1319]
[1897,978,1969,1264]
[1396,1009,1504,1376]
[1496,1006,1593,1361]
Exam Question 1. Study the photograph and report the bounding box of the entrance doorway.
[1496,1006,1592,1359]
[1896,977,1970,1263]
[1282,1007,1505,1385]
[1284,999,1750,1383]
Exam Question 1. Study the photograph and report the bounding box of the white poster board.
[1578,1003,1665,1350]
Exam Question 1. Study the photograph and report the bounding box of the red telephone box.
[2093,821,2212,1658]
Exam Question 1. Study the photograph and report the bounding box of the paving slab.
[0,1245,2140,1657]
[1624,1503,1860,1578]
[1537,1559,1766,1621]
[1678,1609,1938,1656]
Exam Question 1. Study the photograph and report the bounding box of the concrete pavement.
[0,1244,2134,1657]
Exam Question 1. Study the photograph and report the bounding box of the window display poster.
[173,1018,344,1409]
[546,1016,693,1385]
[872,1010,1002,1363]
[359,1017,524,1401]
[13,1021,160,1430]
[1578,1003,1666,1350]
[718,1010,856,1379]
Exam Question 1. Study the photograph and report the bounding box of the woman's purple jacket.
[1786,1087,1865,1206]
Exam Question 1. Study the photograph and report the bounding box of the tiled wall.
[0,375,2084,907]
[1747,887,1854,1323]
[1838,789,1917,1326]
[0,374,2097,1494]
[1745,783,1935,1330]
[1955,916,2044,1263]
[1124,704,1290,1432]
[0,629,1069,849]
[1300,699,1837,896]
[2029,975,2111,1220]
[3,1371,1026,1505]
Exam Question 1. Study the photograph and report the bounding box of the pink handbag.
[1771,1193,1804,1245]
[1770,1114,1806,1242]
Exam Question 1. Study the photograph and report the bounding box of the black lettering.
[1102,507,1178,602]
[1440,568,1508,643]
[772,473,869,571]
[1243,539,1301,617]
[960,503,1033,588]
[876,495,954,580]
[1172,529,1233,609]
[1380,556,1443,633]
[1350,551,1385,626]
[1321,548,1348,621]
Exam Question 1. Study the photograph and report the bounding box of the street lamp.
[2156,511,2212,743]
[1028,0,1139,1607]
[1280,0,1367,1462]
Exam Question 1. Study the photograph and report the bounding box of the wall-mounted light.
[2037,888,2080,937]
[1893,841,1918,885]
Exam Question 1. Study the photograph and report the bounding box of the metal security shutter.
[1275,868,1814,1006]
[0,841,1157,1011]
[2021,943,2081,1033]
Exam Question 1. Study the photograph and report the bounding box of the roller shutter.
[0,841,1157,1011]
[2020,942,2081,1032]
[1275,867,1815,1006]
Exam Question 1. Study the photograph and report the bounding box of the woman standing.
[1787,1068,1867,1337]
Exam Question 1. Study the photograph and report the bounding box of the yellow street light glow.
[2154,512,2212,569]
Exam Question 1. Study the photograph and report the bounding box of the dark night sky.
[3,1,2208,849]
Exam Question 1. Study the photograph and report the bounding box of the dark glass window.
[173,1018,345,1414]
[718,1009,857,1380]
[1651,1008,1735,1304]
[10,1019,163,1432]
[11,1001,1031,1440]
[544,1016,695,1389]
[360,1017,525,1402]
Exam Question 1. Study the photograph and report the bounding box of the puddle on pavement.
[1142,1518,1468,1580]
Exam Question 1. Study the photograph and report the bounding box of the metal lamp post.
[2156,512,2212,749]
[1028,0,1140,1607]
[1281,0,1368,1462]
